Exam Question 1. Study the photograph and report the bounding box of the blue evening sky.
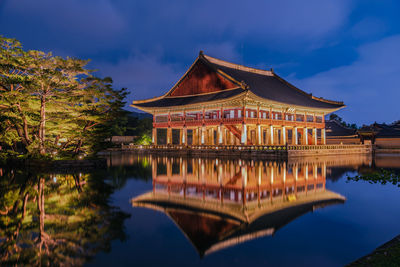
[0,0,399,125]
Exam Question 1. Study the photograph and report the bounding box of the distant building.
[358,121,400,148]
[325,120,359,144]
[132,52,345,146]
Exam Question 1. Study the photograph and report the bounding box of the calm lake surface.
[1,153,400,266]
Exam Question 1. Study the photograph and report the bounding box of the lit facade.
[132,52,345,146]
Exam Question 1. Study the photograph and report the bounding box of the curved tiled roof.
[358,122,400,137]
[132,53,345,110]
[204,55,344,109]
[325,120,357,137]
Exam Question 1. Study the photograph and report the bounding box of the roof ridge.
[203,54,274,76]
[328,119,355,130]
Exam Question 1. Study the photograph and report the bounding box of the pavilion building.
[131,52,345,146]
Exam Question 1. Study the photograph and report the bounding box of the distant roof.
[358,121,400,137]
[325,120,357,137]
[132,52,345,110]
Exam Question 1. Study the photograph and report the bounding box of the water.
[1,153,400,266]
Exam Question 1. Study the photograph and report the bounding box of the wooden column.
[218,125,223,144]
[152,128,156,145]
[282,126,286,145]
[241,123,247,144]
[167,127,172,145]
[303,128,308,145]
[293,127,298,145]
[313,128,317,145]
[182,127,186,144]
[270,125,274,145]
[201,126,205,145]
[322,128,326,145]
[257,124,261,145]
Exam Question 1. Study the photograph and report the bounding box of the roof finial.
[270,68,274,73]
[199,50,204,56]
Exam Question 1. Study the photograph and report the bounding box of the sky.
[0,0,399,126]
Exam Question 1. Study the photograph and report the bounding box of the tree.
[0,168,130,265]
[0,36,129,158]
[329,113,358,129]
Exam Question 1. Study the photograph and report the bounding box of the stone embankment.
[114,144,372,159]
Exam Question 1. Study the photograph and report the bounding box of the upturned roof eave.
[131,90,248,113]
[246,91,346,113]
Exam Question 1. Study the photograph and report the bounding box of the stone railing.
[122,144,287,151]
[287,144,370,150]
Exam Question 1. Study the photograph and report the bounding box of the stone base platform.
[116,144,372,159]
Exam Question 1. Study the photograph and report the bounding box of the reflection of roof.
[358,122,400,138]
[325,120,357,137]
[132,190,345,257]
[132,53,345,110]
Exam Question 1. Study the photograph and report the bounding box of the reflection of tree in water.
[347,169,400,186]
[106,159,152,189]
[0,168,130,265]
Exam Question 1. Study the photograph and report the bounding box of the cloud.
[350,17,387,40]
[0,0,352,64]
[1,0,126,53]
[294,35,400,125]
[195,42,240,61]
[112,0,352,57]
[95,53,184,106]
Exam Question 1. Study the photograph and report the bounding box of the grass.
[347,235,400,266]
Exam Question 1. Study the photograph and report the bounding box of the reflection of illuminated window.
[155,184,168,193]
[206,190,218,199]
[260,190,270,199]
[157,163,167,175]
[172,162,180,175]
[187,162,193,174]
[273,189,282,197]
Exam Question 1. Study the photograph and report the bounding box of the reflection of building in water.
[132,157,346,257]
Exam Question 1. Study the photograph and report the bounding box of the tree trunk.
[16,103,32,145]
[37,178,45,242]
[74,139,83,155]
[14,124,29,147]
[39,95,46,155]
